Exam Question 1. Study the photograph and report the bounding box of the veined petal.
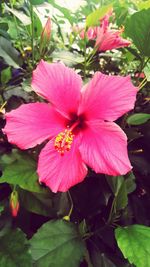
[97,30,131,51]
[78,72,138,121]
[32,60,82,117]
[38,135,87,193]
[3,103,66,149]
[79,120,132,176]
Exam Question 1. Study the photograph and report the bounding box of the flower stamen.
[54,128,74,156]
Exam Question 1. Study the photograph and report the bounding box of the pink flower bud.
[10,190,19,217]
[40,17,51,55]
[41,17,51,43]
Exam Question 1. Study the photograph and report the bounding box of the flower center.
[54,128,74,156]
[54,114,86,156]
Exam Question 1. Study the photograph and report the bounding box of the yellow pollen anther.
[54,129,74,155]
[119,25,124,33]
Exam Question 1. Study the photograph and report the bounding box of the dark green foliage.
[0,0,150,267]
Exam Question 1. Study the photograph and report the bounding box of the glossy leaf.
[127,113,150,125]
[0,229,32,267]
[0,154,47,194]
[48,0,75,25]
[19,188,54,217]
[125,172,136,194]
[137,0,150,10]
[115,180,128,210]
[86,4,112,27]
[0,36,22,67]
[106,175,124,196]
[52,50,84,67]
[115,225,150,267]
[5,5,31,25]
[1,67,11,85]
[144,62,150,81]
[126,9,150,56]
[106,176,128,210]
[29,0,45,5]
[30,220,85,267]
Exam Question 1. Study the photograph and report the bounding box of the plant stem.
[10,0,23,52]
[67,191,73,218]
[107,197,116,225]
[86,47,97,65]
[136,57,150,85]
[83,35,87,79]
[30,3,35,67]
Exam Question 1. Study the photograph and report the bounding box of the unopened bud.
[63,215,70,221]
[10,190,19,217]
[40,17,51,55]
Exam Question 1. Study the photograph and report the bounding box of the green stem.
[10,0,23,52]
[30,3,35,67]
[136,57,150,84]
[83,35,87,79]
[107,197,116,225]
[67,191,73,218]
[143,56,150,69]
[86,47,97,65]
[136,56,150,86]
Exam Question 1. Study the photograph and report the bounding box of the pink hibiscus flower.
[80,10,131,51]
[3,60,138,193]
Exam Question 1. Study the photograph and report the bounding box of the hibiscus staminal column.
[54,120,82,156]
[54,128,74,155]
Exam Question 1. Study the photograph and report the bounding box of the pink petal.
[78,72,138,121]
[79,120,132,176]
[97,30,131,51]
[79,29,85,39]
[38,135,87,193]
[87,27,97,40]
[32,60,82,117]
[3,103,66,149]
[100,9,113,33]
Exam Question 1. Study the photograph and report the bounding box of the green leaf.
[0,36,22,67]
[0,229,32,267]
[33,11,43,37]
[0,204,4,215]
[126,9,150,56]
[52,50,84,67]
[106,176,128,210]
[19,188,54,217]
[48,0,75,25]
[26,11,42,37]
[127,113,150,125]
[125,172,136,194]
[1,67,11,85]
[114,6,128,27]
[106,175,124,196]
[144,62,150,81]
[0,22,8,31]
[137,0,150,10]
[5,5,31,25]
[30,220,85,267]
[30,0,45,5]
[115,180,128,210]
[0,154,47,194]
[115,225,150,267]
[86,4,112,27]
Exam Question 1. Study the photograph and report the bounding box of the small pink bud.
[135,72,145,78]
[10,190,19,217]
[40,17,51,55]
[41,17,51,43]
